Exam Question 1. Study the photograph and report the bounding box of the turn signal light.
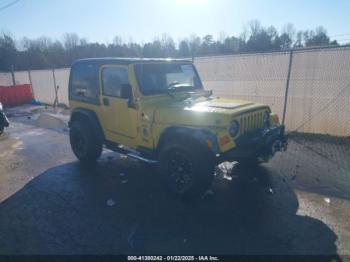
[219,135,230,146]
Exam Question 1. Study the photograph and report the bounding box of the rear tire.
[158,138,215,199]
[69,120,102,164]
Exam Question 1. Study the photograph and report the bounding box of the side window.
[70,63,99,104]
[102,67,129,98]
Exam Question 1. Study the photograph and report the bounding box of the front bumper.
[218,124,288,163]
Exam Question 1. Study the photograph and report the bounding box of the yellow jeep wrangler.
[68,58,288,197]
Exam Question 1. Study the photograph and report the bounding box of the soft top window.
[102,67,129,98]
[69,63,100,104]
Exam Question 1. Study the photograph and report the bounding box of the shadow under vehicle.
[0,155,340,259]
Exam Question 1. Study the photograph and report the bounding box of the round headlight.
[229,120,239,137]
[263,111,270,127]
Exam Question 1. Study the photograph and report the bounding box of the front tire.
[158,139,215,198]
[69,120,102,164]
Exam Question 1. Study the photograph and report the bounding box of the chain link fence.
[195,46,350,193]
[195,46,350,137]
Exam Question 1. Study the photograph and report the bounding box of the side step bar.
[105,142,157,164]
[127,153,158,164]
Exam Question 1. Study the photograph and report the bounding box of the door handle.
[103,97,109,106]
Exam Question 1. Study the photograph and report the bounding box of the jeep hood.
[186,98,256,111]
[148,96,269,127]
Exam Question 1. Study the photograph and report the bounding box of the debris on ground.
[30,99,42,105]
[201,189,215,199]
[106,198,116,206]
[223,174,232,181]
[324,197,331,204]
[36,113,68,130]
[215,161,235,178]
[268,188,275,195]
[127,224,139,249]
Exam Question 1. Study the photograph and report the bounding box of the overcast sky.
[1,0,350,44]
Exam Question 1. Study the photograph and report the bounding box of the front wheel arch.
[156,126,218,156]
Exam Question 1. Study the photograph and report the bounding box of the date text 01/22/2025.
[127,255,220,261]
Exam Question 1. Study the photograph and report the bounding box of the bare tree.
[63,33,79,50]
[188,34,201,57]
[282,23,296,42]
[113,36,123,46]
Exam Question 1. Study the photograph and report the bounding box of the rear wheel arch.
[70,108,105,143]
[69,120,103,164]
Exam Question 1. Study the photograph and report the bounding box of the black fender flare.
[69,108,105,142]
[156,126,220,155]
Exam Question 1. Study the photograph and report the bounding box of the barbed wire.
[0,0,20,12]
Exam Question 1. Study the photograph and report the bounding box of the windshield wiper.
[165,85,195,100]
[167,83,193,91]
[146,84,195,98]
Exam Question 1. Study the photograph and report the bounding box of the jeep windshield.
[134,63,203,96]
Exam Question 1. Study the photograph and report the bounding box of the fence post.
[27,70,35,99]
[52,67,58,107]
[10,65,16,86]
[282,49,294,125]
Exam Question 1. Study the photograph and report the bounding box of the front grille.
[239,111,264,135]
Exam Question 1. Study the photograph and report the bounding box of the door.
[100,65,138,139]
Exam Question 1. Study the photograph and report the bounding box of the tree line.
[0,21,341,71]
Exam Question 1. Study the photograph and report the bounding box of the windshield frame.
[133,62,204,96]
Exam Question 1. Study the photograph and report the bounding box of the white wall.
[54,68,70,105]
[0,72,13,86]
[195,52,289,120]
[195,48,350,136]
[14,71,30,85]
[30,69,56,105]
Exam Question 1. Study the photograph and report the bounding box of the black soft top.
[72,57,192,67]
